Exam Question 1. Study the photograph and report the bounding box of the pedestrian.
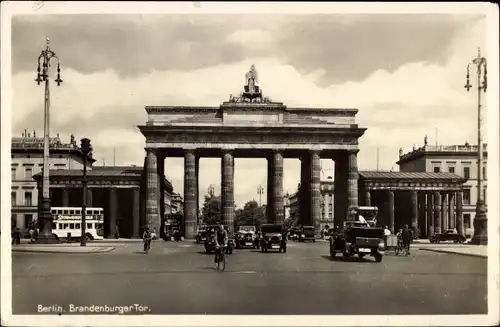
[143,227,152,253]
[115,224,120,239]
[401,224,413,255]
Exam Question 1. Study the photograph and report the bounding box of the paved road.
[11,241,487,315]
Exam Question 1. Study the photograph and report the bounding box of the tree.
[201,195,221,225]
[234,200,266,229]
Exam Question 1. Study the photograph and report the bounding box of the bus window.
[51,210,56,215]
[76,210,81,215]
[87,223,92,229]
[52,222,56,229]
[75,223,81,229]
[69,210,75,215]
[69,223,75,229]
[63,224,68,229]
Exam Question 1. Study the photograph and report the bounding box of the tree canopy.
[234,200,266,229]
[201,195,221,225]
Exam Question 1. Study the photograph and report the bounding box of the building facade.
[11,131,94,234]
[397,142,487,237]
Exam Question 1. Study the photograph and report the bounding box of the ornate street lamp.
[257,184,264,207]
[464,47,488,245]
[35,37,63,244]
[79,138,93,246]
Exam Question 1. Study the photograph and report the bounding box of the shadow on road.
[133,251,148,255]
[320,255,378,263]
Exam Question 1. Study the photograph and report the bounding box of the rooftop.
[398,142,488,164]
[359,171,465,181]
[12,129,80,151]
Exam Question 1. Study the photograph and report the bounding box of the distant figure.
[424,135,428,146]
[399,148,403,157]
[401,224,413,255]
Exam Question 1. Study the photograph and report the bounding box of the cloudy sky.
[11,12,487,207]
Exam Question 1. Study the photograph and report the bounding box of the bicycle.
[143,238,151,254]
[214,245,227,272]
[395,237,404,256]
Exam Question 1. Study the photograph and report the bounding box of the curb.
[12,247,116,254]
[419,248,487,258]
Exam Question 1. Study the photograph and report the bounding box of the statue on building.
[399,148,403,157]
[70,134,75,145]
[245,64,258,94]
[424,135,428,146]
[412,144,416,151]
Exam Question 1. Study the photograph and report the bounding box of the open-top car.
[299,226,316,242]
[163,220,184,242]
[204,225,234,254]
[235,225,258,249]
[429,229,466,244]
[260,224,287,253]
[288,226,301,241]
[329,207,384,262]
[195,225,208,244]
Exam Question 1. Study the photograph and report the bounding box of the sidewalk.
[415,243,487,258]
[12,243,115,254]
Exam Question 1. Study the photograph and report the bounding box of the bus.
[50,207,105,241]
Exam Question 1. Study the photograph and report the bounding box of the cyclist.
[214,223,228,264]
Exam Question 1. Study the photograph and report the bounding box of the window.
[24,214,33,229]
[464,214,471,229]
[463,189,471,205]
[69,210,75,215]
[448,166,455,173]
[87,223,92,229]
[11,192,16,206]
[52,223,57,229]
[75,223,81,230]
[11,168,16,181]
[433,166,441,173]
[484,189,487,204]
[24,192,32,206]
[11,214,17,228]
[24,168,32,180]
[463,167,470,180]
[69,223,75,229]
[483,167,487,179]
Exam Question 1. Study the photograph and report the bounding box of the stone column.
[441,192,448,231]
[184,149,197,238]
[132,187,140,238]
[272,150,284,225]
[434,192,442,235]
[310,150,321,236]
[448,192,455,230]
[347,150,359,216]
[195,156,200,226]
[157,153,165,233]
[334,155,347,226]
[364,189,371,206]
[62,188,69,207]
[221,150,235,238]
[426,192,435,237]
[108,188,117,238]
[456,190,464,237]
[410,190,418,238]
[388,190,395,233]
[300,155,310,226]
[267,154,275,223]
[145,149,160,232]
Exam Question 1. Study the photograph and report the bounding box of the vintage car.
[330,221,385,262]
[163,221,184,242]
[260,224,287,253]
[429,229,466,244]
[299,226,316,242]
[288,226,301,241]
[235,225,259,249]
[195,225,209,244]
[204,225,234,254]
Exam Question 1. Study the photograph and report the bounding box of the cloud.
[12,15,486,207]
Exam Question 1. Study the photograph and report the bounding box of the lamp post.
[257,184,264,207]
[35,37,63,244]
[464,47,488,245]
[79,138,93,246]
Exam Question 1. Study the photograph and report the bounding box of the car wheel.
[313,239,316,243]
[374,254,383,263]
[52,234,59,242]
[279,248,282,253]
[358,253,366,259]
[260,246,264,253]
[283,246,287,253]
[342,251,350,261]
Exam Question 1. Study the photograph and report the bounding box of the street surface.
[11,240,487,315]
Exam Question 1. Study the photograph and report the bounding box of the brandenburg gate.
[138,66,367,238]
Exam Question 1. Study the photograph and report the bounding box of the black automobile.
[204,225,234,254]
[299,226,316,243]
[260,224,287,253]
[235,226,259,249]
[195,225,209,244]
[163,222,184,242]
[429,229,466,244]
[329,221,385,262]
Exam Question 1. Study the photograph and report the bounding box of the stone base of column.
[470,201,488,245]
[427,225,434,238]
[36,198,58,244]
[185,221,197,239]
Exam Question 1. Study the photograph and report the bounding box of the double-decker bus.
[50,207,105,241]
